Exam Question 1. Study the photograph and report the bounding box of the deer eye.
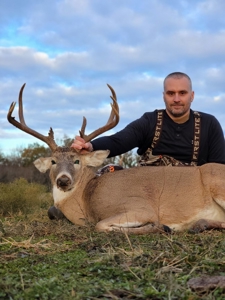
[74,160,80,164]
[51,160,56,165]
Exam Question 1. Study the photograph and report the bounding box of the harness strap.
[150,110,201,163]
[192,111,201,163]
[151,110,164,149]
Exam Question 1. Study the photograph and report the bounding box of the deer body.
[34,149,225,233]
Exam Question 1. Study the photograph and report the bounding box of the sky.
[1,0,225,155]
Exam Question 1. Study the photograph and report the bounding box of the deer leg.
[48,206,66,220]
[110,223,171,234]
[95,213,171,234]
[189,219,225,233]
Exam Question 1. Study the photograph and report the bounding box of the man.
[71,72,225,166]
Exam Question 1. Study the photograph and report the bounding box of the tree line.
[0,137,138,187]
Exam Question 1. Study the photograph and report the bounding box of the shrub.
[0,178,53,215]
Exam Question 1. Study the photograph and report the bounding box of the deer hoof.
[163,224,172,233]
[189,219,209,233]
[48,206,65,220]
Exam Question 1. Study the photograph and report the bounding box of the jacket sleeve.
[206,116,225,164]
[91,112,156,157]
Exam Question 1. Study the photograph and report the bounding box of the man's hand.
[71,136,93,153]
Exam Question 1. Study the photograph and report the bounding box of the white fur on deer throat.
[53,185,75,205]
[53,170,73,204]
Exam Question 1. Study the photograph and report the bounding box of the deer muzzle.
[57,175,72,191]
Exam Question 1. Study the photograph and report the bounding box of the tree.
[0,149,4,164]
[1,146,23,166]
[20,143,51,167]
[56,134,73,147]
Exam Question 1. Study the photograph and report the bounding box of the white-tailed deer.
[7,85,225,234]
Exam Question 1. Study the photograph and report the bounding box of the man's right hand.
[71,136,93,153]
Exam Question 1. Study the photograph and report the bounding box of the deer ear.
[84,150,110,167]
[34,157,52,173]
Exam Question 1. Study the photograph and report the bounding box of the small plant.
[0,178,53,215]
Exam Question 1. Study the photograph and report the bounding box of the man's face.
[163,77,194,118]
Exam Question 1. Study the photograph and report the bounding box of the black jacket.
[92,109,225,165]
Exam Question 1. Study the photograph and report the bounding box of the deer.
[7,84,225,234]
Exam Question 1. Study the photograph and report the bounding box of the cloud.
[0,0,225,154]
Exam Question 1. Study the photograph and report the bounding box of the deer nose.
[57,175,71,187]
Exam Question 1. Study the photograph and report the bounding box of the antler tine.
[79,116,87,139]
[79,84,119,143]
[18,83,27,126]
[7,84,58,152]
[106,84,119,126]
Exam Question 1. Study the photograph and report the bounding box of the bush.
[0,178,53,215]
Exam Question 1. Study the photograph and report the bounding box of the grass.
[0,178,52,215]
[0,181,225,299]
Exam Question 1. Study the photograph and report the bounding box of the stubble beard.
[169,106,186,117]
[166,105,188,118]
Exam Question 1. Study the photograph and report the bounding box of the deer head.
[7,84,119,192]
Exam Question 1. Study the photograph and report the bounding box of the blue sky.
[1,0,225,154]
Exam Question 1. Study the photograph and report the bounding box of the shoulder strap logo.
[192,111,201,163]
[151,110,164,149]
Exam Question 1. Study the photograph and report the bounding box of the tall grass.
[0,178,53,215]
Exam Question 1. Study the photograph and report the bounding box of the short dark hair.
[164,72,192,90]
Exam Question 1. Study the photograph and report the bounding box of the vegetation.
[0,178,53,216]
[0,143,51,186]
[1,217,225,299]
[105,151,139,168]
[0,180,225,299]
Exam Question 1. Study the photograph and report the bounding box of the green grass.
[1,217,225,299]
[0,183,225,299]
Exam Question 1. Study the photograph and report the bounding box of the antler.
[79,84,119,142]
[7,84,58,152]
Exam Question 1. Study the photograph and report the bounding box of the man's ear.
[191,91,195,102]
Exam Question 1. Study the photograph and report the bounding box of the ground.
[0,207,225,299]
